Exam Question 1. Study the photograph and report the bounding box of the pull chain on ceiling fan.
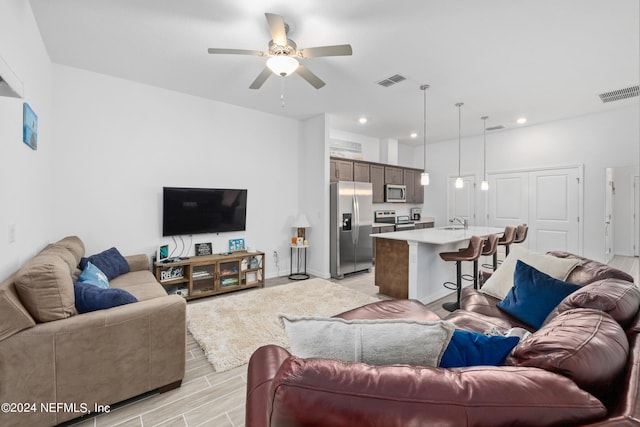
[207,13,353,91]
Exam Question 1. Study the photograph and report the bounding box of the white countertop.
[371,226,504,245]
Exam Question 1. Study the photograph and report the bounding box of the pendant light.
[455,102,464,189]
[480,116,489,191]
[420,84,430,185]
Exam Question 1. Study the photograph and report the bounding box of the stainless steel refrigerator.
[330,181,373,278]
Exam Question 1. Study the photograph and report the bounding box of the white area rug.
[186,278,381,372]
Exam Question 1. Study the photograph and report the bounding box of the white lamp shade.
[420,172,430,186]
[455,177,464,189]
[292,213,311,228]
[481,180,489,191]
[267,56,299,76]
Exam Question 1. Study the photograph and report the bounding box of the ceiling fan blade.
[208,48,265,56]
[249,67,273,90]
[297,64,325,89]
[265,13,288,46]
[299,44,353,58]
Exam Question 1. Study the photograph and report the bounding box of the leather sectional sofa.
[246,251,640,426]
[0,236,186,427]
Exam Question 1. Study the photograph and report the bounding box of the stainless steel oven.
[384,184,406,203]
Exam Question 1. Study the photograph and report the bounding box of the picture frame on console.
[195,242,212,256]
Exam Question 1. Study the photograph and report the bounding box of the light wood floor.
[62,256,638,427]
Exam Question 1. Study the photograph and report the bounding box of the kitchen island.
[372,226,504,303]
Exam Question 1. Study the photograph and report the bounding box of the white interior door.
[528,168,580,254]
[447,175,476,225]
[635,176,639,256]
[488,172,529,229]
[604,168,614,262]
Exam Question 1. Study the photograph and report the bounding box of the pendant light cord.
[456,102,463,177]
[482,116,487,181]
[421,85,429,171]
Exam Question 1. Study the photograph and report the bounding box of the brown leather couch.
[246,252,640,426]
[0,236,186,426]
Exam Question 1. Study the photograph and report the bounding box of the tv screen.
[163,187,247,236]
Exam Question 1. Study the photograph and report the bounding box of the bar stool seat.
[514,224,528,244]
[496,226,517,265]
[481,233,500,271]
[440,235,484,312]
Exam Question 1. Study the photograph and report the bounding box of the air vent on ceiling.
[598,85,639,103]
[377,74,406,87]
[486,125,505,131]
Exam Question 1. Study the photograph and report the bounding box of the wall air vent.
[486,125,505,131]
[598,85,639,103]
[377,74,407,87]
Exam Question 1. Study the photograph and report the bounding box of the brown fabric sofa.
[246,252,640,427]
[0,236,186,427]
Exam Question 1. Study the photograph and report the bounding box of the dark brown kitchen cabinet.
[353,161,370,182]
[384,166,403,185]
[413,170,424,203]
[330,159,353,182]
[403,169,415,203]
[370,164,385,203]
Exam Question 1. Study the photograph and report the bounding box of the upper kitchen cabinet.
[353,161,370,182]
[330,158,353,182]
[370,164,385,203]
[404,169,425,204]
[384,166,404,185]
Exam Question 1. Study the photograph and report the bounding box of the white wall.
[0,1,55,280]
[300,114,330,278]
[417,105,639,262]
[50,65,301,279]
[329,128,380,162]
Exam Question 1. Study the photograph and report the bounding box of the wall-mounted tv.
[162,187,247,236]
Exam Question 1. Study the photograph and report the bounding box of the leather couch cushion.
[548,251,634,285]
[545,278,640,327]
[506,308,628,400]
[14,254,77,322]
[269,356,606,427]
[280,314,455,366]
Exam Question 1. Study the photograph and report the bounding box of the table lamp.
[292,214,311,242]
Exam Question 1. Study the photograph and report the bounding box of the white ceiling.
[29,0,639,144]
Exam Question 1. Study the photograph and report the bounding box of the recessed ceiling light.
[410,132,418,138]
[517,117,527,124]
[358,117,368,124]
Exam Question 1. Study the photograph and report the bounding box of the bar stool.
[440,235,484,312]
[481,233,500,272]
[514,224,528,245]
[496,226,517,266]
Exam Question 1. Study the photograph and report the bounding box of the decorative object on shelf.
[195,242,213,256]
[481,116,490,191]
[292,213,311,242]
[159,265,184,282]
[455,102,464,189]
[420,84,430,186]
[23,103,38,150]
[229,238,245,251]
[157,244,169,262]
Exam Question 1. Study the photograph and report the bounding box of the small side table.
[289,245,309,280]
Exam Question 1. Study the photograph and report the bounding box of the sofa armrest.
[126,254,150,272]
[246,345,292,427]
[0,294,186,426]
[263,352,606,427]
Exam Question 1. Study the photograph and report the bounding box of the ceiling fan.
[208,13,352,90]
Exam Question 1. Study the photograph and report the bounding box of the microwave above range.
[384,184,406,203]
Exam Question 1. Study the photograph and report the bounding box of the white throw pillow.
[480,245,581,300]
[280,314,455,367]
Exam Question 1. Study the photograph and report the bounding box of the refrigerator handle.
[352,195,359,245]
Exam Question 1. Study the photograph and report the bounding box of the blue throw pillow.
[77,262,109,289]
[74,281,138,314]
[497,260,582,329]
[440,329,520,368]
[79,247,130,281]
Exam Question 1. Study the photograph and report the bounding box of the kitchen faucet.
[450,217,468,230]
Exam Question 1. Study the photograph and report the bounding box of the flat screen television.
[162,187,247,236]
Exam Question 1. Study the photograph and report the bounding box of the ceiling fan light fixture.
[266,55,299,76]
